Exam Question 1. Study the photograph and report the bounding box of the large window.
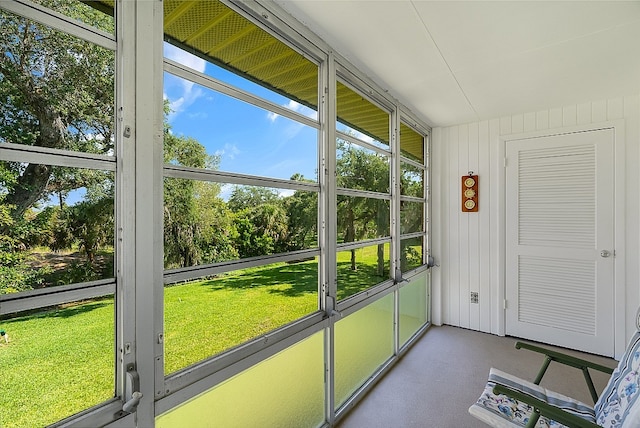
[335,80,392,301]
[0,1,117,426]
[161,7,321,374]
[399,122,427,273]
[0,1,432,426]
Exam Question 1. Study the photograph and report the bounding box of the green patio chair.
[469,310,640,427]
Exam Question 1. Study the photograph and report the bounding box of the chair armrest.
[492,384,601,428]
[515,342,614,375]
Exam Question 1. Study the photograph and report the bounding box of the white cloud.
[267,111,279,122]
[278,189,295,198]
[266,99,318,123]
[286,100,300,111]
[353,130,375,144]
[163,43,208,120]
[218,183,235,201]
[164,43,206,73]
[214,143,241,161]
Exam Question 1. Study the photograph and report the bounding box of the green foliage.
[62,198,114,263]
[336,138,391,271]
[284,176,318,251]
[54,259,111,285]
[163,120,232,269]
[400,162,424,198]
[0,205,44,294]
[0,0,117,293]
[228,186,280,212]
[336,139,390,242]
[0,2,115,219]
[233,203,289,258]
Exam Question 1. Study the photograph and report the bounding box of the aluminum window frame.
[158,16,326,393]
[0,0,126,426]
[0,0,434,425]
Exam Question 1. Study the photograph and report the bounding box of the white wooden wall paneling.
[468,123,480,331]
[489,118,502,335]
[478,120,491,333]
[623,95,640,342]
[536,110,549,130]
[433,94,640,348]
[431,127,443,326]
[448,126,460,326]
[458,124,470,329]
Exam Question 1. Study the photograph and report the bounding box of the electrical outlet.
[470,291,479,304]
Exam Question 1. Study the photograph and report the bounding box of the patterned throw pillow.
[594,331,640,427]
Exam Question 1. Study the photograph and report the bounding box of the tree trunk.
[346,208,357,270]
[3,163,51,220]
[350,249,357,271]
[3,68,67,222]
[377,243,384,276]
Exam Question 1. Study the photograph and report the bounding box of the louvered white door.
[505,129,614,356]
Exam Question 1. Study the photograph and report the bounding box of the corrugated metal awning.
[96,0,425,161]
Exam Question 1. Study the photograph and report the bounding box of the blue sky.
[163,43,319,198]
[52,43,380,207]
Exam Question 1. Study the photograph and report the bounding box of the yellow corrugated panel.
[95,0,425,161]
[400,123,424,163]
[337,81,389,145]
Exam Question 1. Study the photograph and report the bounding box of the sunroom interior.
[0,0,639,427]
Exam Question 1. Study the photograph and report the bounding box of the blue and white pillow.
[594,331,640,427]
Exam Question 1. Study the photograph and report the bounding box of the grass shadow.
[200,261,319,297]
[192,257,390,300]
[2,299,112,323]
[337,260,389,300]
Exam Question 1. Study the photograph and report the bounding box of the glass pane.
[0,297,114,428]
[401,236,424,273]
[401,162,424,198]
[163,1,319,111]
[40,0,115,34]
[336,139,389,193]
[0,9,115,155]
[164,179,317,269]
[1,163,114,294]
[165,43,318,120]
[164,259,319,374]
[337,81,389,148]
[399,273,428,346]
[335,294,394,407]
[337,243,390,301]
[157,332,325,428]
[337,196,389,245]
[163,72,318,181]
[400,201,424,235]
[400,123,424,163]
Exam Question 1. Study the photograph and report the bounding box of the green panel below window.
[334,293,394,408]
[156,331,325,428]
[399,272,428,346]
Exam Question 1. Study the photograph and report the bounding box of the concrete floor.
[337,325,616,428]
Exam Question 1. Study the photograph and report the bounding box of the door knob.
[600,250,611,258]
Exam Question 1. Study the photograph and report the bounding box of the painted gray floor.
[337,325,616,428]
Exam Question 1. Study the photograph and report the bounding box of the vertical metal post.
[321,50,338,427]
[425,132,432,323]
[115,0,137,406]
[391,109,401,355]
[133,0,164,425]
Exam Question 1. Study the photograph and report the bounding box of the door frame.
[498,120,626,358]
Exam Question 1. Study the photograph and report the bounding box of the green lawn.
[0,247,391,428]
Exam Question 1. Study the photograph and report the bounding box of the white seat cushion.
[469,368,596,427]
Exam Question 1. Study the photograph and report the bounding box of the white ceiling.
[274,0,640,127]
